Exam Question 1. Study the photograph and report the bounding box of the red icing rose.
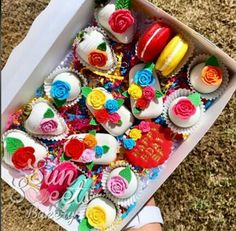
[109,112,121,124]
[143,86,155,100]
[12,147,36,169]
[136,98,149,110]
[65,139,85,160]
[201,66,222,86]
[88,49,107,67]
[173,99,196,120]
[95,109,109,123]
[109,9,135,34]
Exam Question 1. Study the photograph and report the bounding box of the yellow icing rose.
[129,128,142,141]
[86,206,106,228]
[128,83,142,100]
[87,89,106,109]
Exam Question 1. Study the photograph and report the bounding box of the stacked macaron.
[136,22,191,77]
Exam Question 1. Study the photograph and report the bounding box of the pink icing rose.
[109,112,121,124]
[40,119,58,133]
[138,121,150,133]
[78,149,95,163]
[172,99,196,120]
[108,9,135,34]
[107,176,128,197]
[142,86,155,101]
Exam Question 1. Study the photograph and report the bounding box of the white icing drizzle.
[159,40,184,71]
[140,28,163,59]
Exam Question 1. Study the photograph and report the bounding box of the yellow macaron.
[155,35,189,76]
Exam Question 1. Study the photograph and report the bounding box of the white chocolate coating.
[168,97,201,128]
[129,63,163,119]
[86,197,116,228]
[52,72,81,101]
[64,133,119,165]
[3,130,48,168]
[107,167,138,199]
[24,102,65,136]
[190,63,221,93]
[86,87,134,136]
[76,30,115,70]
[97,4,135,44]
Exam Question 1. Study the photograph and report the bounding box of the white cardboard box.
[1,0,236,230]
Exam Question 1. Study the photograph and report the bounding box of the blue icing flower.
[123,138,136,150]
[50,80,71,101]
[105,99,119,113]
[149,168,159,180]
[134,69,156,87]
[95,145,104,158]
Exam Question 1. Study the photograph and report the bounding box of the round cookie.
[85,197,116,229]
[168,96,201,128]
[107,167,138,199]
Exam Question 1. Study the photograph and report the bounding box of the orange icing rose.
[83,134,97,149]
[88,49,108,67]
[201,66,222,86]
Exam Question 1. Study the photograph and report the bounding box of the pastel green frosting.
[58,174,93,217]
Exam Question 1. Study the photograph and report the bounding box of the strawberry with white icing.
[96,0,135,44]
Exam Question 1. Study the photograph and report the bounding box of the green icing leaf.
[5,137,24,155]
[89,130,96,136]
[86,161,94,170]
[133,108,141,114]
[188,93,201,106]
[102,145,110,154]
[144,62,155,72]
[115,0,132,9]
[117,99,124,108]
[43,108,54,118]
[60,153,71,162]
[155,90,163,99]
[122,91,129,98]
[78,218,93,231]
[119,167,132,183]
[81,87,92,98]
[205,56,220,67]
[117,120,123,126]
[89,118,98,126]
[54,98,66,107]
[97,42,107,51]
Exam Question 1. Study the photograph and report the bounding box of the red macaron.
[136,22,173,62]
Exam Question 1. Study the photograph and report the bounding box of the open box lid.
[1,0,236,230]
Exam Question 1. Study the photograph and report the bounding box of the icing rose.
[65,139,85,160]
[95,145,104,158]
[105,99,119,113]
[40,119,58,133]
[78,149,95,163]
[173,99,196,120]
[107,176,128,197]
[129,128,142,141]
[201,66,222,86]
[108,112,121,124]
[50,80,71,101]
[12,147,36,169]
[138,121,150,133]
[86,206,106,228]
[83,134,97,149]
[134,69,156,87]
[108,9,135,34]
[128,83,142,100]
[87,89,106,109]
[88,49,108,67]
[123,138,136,150]
[95,109,109,123]
[142,86,155,100]
[136,98,149,110]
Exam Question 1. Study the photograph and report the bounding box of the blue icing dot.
[149,168,160,180]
